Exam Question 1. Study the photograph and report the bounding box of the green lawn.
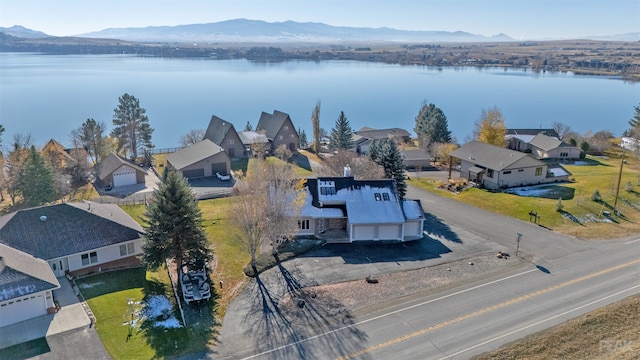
[76,268,214,359]
[411,151,640,239]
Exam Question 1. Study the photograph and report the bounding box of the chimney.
[344,165,351,177]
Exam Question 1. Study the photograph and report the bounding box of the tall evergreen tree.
[368,139,407,198]
[298,127,308,149]
[20,146,56,206]
[329,111,353,151]
[111,93,154,160]
[414,102,452,149]
[311,101,321,153]
[142,170,212,281]
[244,121,253,131]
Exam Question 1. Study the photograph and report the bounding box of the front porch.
[315,229,351,244]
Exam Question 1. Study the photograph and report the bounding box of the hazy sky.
[0,0,638,39]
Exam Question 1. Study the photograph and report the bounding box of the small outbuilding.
[97,153,147,188]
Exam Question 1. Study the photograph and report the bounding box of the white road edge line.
[241,268,538,360]
[438,283,640,360]
[624,238,640,244]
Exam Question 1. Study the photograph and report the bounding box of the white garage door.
[404,222,421,238]
[113,166,137,187]
[352,225,375,241]
[0,294,46,327]
[378,225,401,240]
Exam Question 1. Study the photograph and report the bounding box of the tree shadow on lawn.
[243,265,368,359]
[559,210,586,226]
[76,267,217,358]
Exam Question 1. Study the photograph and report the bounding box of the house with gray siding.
[204,115,246,159]
[256,110,299,153]
[167,139,230,179]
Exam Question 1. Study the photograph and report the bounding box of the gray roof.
[167,139,225,170]
[0,244,60,302]
[256,110,292,140]
[238,131,269,145]
[528,133,563,151]
[506,128,559,138]
[204,114,236,145]
[0,202,144,260]
[354,128,411,140]
[96,153,146,181]
[450,141,545,171]
[401,149,430,161]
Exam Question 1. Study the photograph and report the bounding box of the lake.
[0,53,638,149]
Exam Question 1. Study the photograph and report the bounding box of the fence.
[148,147,184,154]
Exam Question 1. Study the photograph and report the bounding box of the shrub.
[625,181,634,192]
[591,189,602,202]
[556,198,564,212]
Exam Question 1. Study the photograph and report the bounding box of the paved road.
[214,185,640,359]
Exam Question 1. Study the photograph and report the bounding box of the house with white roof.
[295,175,424,242]
[506,131,581,160]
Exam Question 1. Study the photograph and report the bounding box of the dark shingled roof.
[256,110,291,140]
[204,114,236,145]
[0,203,144,260]
[0,243,60,302]
[354,128,411,140]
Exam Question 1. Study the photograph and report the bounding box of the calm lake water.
[0,53,638,149]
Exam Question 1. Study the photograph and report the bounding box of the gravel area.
[278,252,527,319]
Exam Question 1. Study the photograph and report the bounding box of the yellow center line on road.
[336,257,640,360]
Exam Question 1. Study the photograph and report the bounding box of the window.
[503,171,511,175]
[290,134,295,139]
[535,167,543,176]
[298,219,310,230]
[81,251,98,266]
[284,125,289,131]
[320,186,336,195]
[487,169,494,178]
[518,169,524,173]
[374,193,382,201]
[560,152,568,157]
[120,243,135,256]
[278,135,283,140]
[382,193,390,201]
[227,139,235,145]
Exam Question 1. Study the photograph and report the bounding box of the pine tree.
[111,93,154,160]
[368,139,407,198]
[311,101,321,153]
[329,111,353,151]
[244,121,253,131]
[628,103,640,137]
[414,102,451,149]
[142,170,212,281]
[20,146,56,206]
[298,127,308,149]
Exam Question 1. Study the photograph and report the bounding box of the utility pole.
[613,150,625,215]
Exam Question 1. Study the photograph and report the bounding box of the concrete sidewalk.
[0,277,92,349]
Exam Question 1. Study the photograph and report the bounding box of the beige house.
[450,141,570,190]
[96,153,147,188]
[507,132,582,160]
[167,139,230,179]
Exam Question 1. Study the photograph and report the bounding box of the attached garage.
[112,166,138,187]
[211,162,227,174]
[182,168,205,179]
[0,294,47,327]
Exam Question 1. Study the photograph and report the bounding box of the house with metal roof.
[296,176,424,242]
[256,110,299,153]
[167,139,230,179]
[96,153,147,188]
[0,244,60,327]
[204,115,246,159]
[450,141,570,190]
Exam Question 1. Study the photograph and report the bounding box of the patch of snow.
[0,284,37,301]
[141,295,183,329]
[505,184,559,197]
[571,161,590,166]
[78,281,104,289]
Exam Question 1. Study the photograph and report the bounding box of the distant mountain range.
[2,20,639,43]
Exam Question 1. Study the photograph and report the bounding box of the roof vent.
[40,215,47,222]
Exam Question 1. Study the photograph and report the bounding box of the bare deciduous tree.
[320,149,384,179]
[551,121,572,140]
[311,101,321,154]
[179,129,205,147]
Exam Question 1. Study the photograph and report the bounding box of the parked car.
[104,185,113,191]
[216,171,231,181]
